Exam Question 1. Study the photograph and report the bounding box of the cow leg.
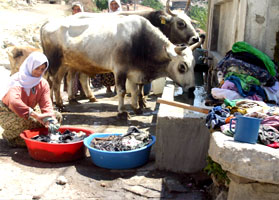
[52,66,67,108]
[138,84,147,109]
[130,82,143,114]
[44,72,53,101]
[115,73,129,120]
[47,73,54,103]
[67,69,80,105]
[79,73,97,102]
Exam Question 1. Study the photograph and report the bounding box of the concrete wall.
[155,79,210,173]
[245,0,279,58]
[206,0,279,65]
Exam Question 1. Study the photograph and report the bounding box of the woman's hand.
[30,112,54,126]
[42,116,59,129]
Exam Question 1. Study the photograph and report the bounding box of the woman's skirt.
[0,102,62,147]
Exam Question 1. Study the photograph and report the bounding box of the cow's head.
[165,39,204,89]
[158,0,199,45]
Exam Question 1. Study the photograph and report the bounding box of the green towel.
[232,41,276,76]
[225,72,261,91]
[224,99,241,107]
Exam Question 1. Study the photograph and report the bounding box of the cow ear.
[159,15,171,25]
[174,45,187,55]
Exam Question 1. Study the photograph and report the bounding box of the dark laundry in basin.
[91,126,152,151]
[31,129,87,143]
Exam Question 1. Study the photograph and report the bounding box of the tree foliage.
[141,0,163,11]
[94,0,163,12]
[94,0,108,11]
[188,5,208,31]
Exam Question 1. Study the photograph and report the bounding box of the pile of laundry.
[211,41,279,103]
[32,129,87,143]
[90,126,152,151]
[206,99,279,148]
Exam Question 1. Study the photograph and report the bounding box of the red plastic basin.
[20,126,93,163]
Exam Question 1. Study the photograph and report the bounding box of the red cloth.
[267,142,279,149]
[2,78,54,119]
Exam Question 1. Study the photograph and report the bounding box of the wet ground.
[0,2,212,198]
[0,88,212,199]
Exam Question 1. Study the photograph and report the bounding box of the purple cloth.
[221,80,238,92]
[269,81,279,93]
[261,116,279,129]
[246,94,263,101]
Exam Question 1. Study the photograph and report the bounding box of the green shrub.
[188,5,208,31]
[94,0,108,11]
[204,156,230,186]
[141,0,164,11]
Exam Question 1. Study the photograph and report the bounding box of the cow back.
[40,14,173,76]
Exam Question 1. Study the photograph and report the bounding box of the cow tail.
[40,21,63,76]
[40,21,48,53]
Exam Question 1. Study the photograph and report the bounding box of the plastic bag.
[194,86,206,107]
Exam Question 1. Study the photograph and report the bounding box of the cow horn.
[166,0,176,17]
[174,45,187,55]
[189,39,203,51]
[184,0,191,14]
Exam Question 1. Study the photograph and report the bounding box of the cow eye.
[178,62,188,73]
[177,21,186,28]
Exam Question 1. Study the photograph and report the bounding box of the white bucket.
[152,77,166,95]
[126,78,166,95]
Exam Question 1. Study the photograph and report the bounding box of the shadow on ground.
[0,91,212,199]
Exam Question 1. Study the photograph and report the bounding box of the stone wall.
[206,0,279,65]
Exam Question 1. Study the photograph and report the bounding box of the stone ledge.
[208,132,279,185]
[228,173,279,200]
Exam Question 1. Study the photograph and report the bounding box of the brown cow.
[6,46,55,98]
[6,46,41,75]
[5,45,84,104]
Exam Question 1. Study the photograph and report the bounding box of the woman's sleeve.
[4,87,30,118]
[38,80,54,116]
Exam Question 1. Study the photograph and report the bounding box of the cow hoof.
[54,103,64,108]
[54,105,66,112]
[76,94,87,100]
[89,97,98,102]
[69,99,80,105]
[133,108,143,115]
[117,112,130,120]
[139,99,147,109]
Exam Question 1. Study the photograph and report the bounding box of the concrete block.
[155,79,210,173]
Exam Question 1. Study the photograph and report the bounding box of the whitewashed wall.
[206,0,279,63]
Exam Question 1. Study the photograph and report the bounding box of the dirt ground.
[0,87,210,200]
[0,1,211,199]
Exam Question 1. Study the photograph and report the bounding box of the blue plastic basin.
[83,133,156,169]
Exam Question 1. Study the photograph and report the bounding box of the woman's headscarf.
[1,51,49,100]
[108,0,122,13]
[72,1,84,12]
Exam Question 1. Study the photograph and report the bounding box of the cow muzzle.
[189,36,199,45]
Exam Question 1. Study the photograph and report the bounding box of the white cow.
[50,3,200,105]
[41,14,199,119]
